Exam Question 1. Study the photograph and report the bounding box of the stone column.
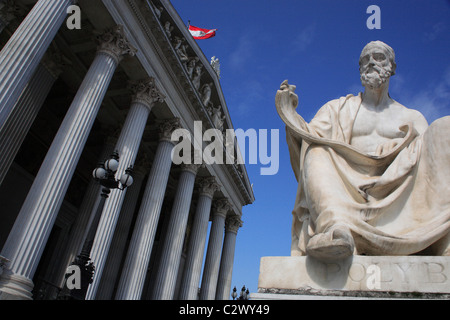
[151,164,201,300]
[85,78,164,300]
[0,47,65,186]
[215,215,242,300]
[0,0,76,129]
[0,25,136,300]
[95,165,146,300]
[178,177,220,300]
[115,119,181,300]
[49,137,116,300]
[199,199,232,300]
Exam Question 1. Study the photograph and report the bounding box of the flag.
[188,25,217,40]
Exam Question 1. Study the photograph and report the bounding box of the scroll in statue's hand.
[277,80,298,110]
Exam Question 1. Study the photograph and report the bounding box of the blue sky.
[170,0,450,297]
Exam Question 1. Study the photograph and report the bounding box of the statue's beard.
[360,65,391,89]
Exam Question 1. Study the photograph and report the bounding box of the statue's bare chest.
[350,103,407,152]
[353,106,406,136]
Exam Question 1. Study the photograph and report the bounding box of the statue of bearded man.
[276,41,450,262]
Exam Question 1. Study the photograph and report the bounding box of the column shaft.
[85,102,150,300]
[152,165,199,300]
[178,178,219,300]
[50,139,116,298]
[115,119,180,300]
[0,26,135,300]
[95,167,146,300]
[0,0,74,128]
[199,199,231,300]
[0,62,59,185]
[85,78,163,300]
[1,52,116,275]
[215,216,242,300]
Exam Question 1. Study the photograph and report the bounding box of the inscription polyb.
[258,256,450,294]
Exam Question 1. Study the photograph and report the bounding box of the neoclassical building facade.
[0,0,254,300]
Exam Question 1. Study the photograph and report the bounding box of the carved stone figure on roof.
[191,64,203,91]
[200,82,213,107]
[186,57,199,78]
[173,36,188,63]
[164,21,174,40]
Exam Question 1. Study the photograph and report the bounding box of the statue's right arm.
[275,80,311,140]
[276,80,310,181]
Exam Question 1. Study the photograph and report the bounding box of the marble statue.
[211,56,221,78]
[174,36,189,64]
[276,41,450,262]
[209,104,225,131]
[186,57,199,79]
[191,64,203,91]
[164,21,174,41]
[150,1,163,19]
[200,82,213,107]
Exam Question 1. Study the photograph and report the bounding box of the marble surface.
[257,256,450,295]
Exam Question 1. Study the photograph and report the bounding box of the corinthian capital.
[225,215,243,234]
[129,77,165,110]
[181,163,201,175]
[158,118,181,143]
[212,198,232,217]
[198,177,220,198]
[96,25,137,64]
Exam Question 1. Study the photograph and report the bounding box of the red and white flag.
[188,25,217,40]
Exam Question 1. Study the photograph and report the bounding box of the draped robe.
[281,93,450,256]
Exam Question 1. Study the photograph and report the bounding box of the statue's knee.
[304,145,332,172]
[423,116,450,158]
[315,210,351,234]
[427,116,450,141]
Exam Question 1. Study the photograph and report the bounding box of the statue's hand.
[375,138,404,156]
[276,80,298,110]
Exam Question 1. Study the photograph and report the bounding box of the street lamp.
[93,151,134,190]
[65,151,133,300]
[231,285,250,300]
[231,286,237,300]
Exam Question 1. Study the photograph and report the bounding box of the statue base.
[251,256,450,300]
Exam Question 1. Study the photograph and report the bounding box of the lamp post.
[231,285,249,300]
[66,151,133,300]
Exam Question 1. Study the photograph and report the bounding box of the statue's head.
[359,41,396,89]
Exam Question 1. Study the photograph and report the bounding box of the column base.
[0,269,34,300]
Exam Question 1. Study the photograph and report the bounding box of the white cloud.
[292,23,316,52]
[390,66,450,123]
[423,21,447,42]
[229,33,255,71]
[228,79,266,119]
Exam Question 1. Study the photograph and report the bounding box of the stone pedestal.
[252,256,450,300]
